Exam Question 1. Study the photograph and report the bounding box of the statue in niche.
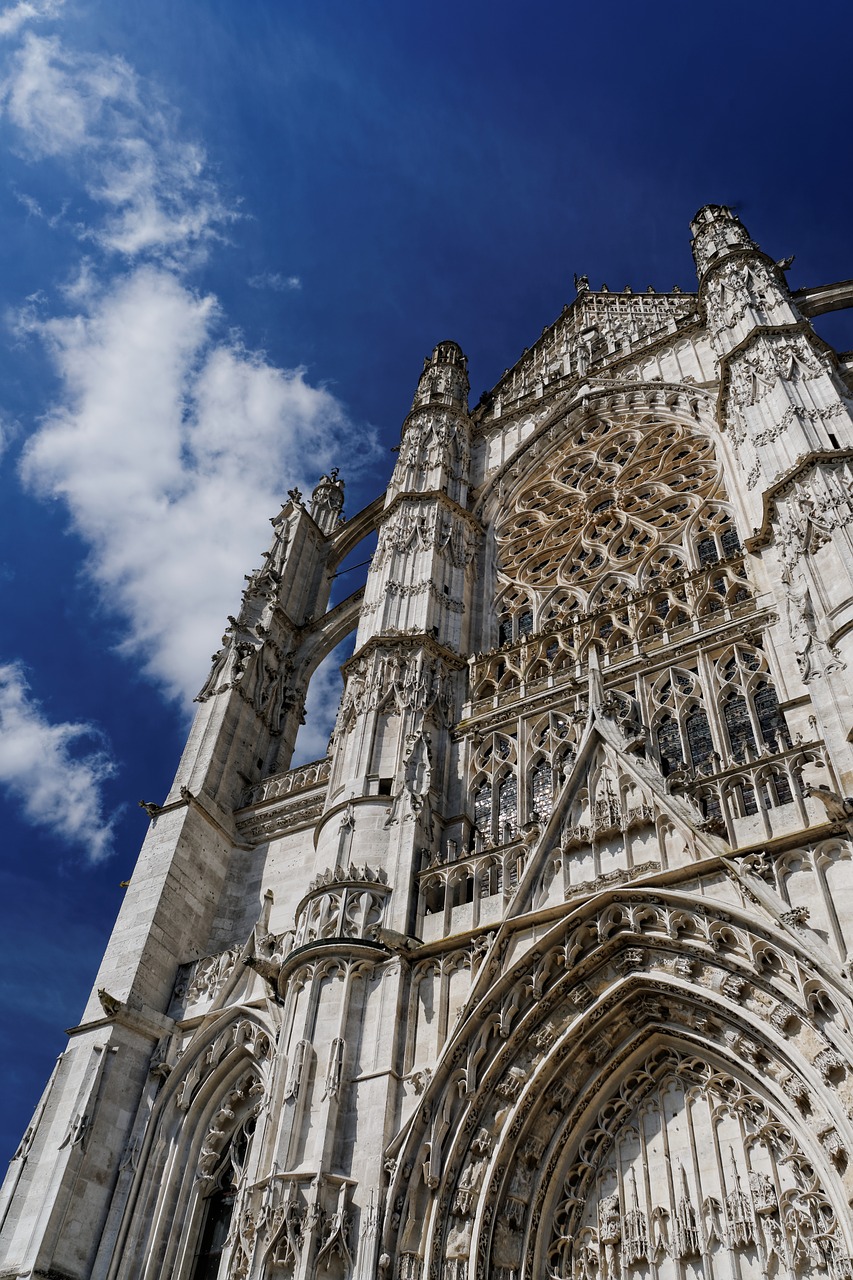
[404,732,431,808]
[387,732,434,838]
[598,1193,622,1279]
[784,574,843,681]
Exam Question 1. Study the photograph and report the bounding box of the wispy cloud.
[18,267,373,704]
[3,5,378,737]
[0,0,63,40]
[0,662,117,861]
[1,31,234,263]
[248,272,302,293]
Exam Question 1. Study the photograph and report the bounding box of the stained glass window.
[724,693,757,762]
[754,682,792,751]
[697,537,719,566]
[531,760,553,821]
[498,619,512,645]
[686,708,714,769]
[498,773,518,840]
[721,526,741,557]
[474,782,491,833]
[657,715,684,776]
[518,611,534,637]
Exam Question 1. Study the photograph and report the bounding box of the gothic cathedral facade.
[5,206,853,1280]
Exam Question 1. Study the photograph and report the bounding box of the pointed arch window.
[191,1172,238,1280]
[723,692,756,762]
[497,774,518,841]
[685,708,714,769]
[721,526,741,557]
[191,1119,254,1280]
[656,715,684,776]
[474,782,491,834]
[531,759,553,821]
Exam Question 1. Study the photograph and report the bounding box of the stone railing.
[239,757,331,810]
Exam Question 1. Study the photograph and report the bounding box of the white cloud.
[0,0,63,40]
[0,661,117,861]
[248,272,302,293]
[19,266,375,705]
[0,32,233,262]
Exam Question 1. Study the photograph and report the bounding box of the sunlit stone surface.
[5,207,853,1280]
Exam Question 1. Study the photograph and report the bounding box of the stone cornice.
[379,486,483,535]
[342,629,466,677]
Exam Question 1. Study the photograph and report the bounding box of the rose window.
[496,417,722,593]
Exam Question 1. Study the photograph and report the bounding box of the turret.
[310,468,345,534]
[692,205,853,786]
[320,343,478,930]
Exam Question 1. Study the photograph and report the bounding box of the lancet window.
[525,712,576,824]
[531,758,554,820]
[715,644,792,769]
[471,733,519,846]
[651,668,716,776]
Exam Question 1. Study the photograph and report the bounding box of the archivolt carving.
[544,1049,851,1280]
[384,886,853,1280]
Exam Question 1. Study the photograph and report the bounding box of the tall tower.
[4,210,853,1280]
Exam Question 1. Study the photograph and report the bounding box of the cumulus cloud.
[0,31,233,262]
[3,4,375,758]
[19,266,374,704]
[0,661,117,860]
[248,272,302,293]
[0,0,63,40]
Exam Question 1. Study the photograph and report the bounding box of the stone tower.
[4,207,853,1280]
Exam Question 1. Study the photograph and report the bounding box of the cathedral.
[5,204,853,1280]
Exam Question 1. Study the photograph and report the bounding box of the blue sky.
[1,0,852,1158]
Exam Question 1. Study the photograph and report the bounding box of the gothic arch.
[384,886,853,1280]
[110,1010,274,1280]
